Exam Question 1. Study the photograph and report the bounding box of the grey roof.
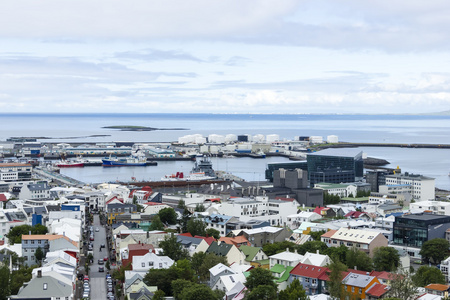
[378,204,402,210]
[176,235,203,247]
[27,183,50,191]
[342,273,376,288]
[5,211,27,221]
[129,287,154,300]
[23,206,47,216]
[206,241,233,256]
[11,275,72,298]
[399,213,450,221]
[308,148,363,158]
[124,273,145,290]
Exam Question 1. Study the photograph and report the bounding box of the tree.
[6,224,48,244]
[152,290,165,300]
[245,268,277,291]
[346,247,373,271]
[158,207,177,225]
[245,285,277,300]
[10,265,34,295]
[172,279,194,299]
[296,240,328,255]
[278,279,308,300]
[205,228,220,239]
[177,199,186,209]
[145,268,179,296]
[112,261,132,283]
[412,266,446,287]
[179,283,220,300]
[262,241,296,256]
[326,259,348,300]
[309,230,326,241]
[0,266,10,300]
[372,247,400,272]
[388,271,417,300]
[196,253,228,282]
[179,208,191,233]
[159,234,190,261]
[194,203,205,212]
[187,218,206,237]
[149,215,165,231]
[324,244,349,264]
[420,238,450,264]
[35,247,44,266]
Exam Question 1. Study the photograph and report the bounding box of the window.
[351,287,354,293]
[142,263,145,267]
[359,288,362,294]
[43,283,47,290]
[159,263,162,268]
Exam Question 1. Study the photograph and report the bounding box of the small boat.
[102,155,147,167]
[56,160,84,168]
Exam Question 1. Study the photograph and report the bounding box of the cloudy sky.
[1,0,450,114]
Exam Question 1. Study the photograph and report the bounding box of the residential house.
[365,283,390,300]
[204,214,239,236]
[424,284,450,297]
[269,250,304,269]
[289,263,329,295]
[205,241,246,265]
[238,245,268,267]
[209,263,236,289]
[132,252,174,272]
[342,272,380,299]
[107,203,137,225]
[121,243,154,268]
[219,236,251,248]
[19,181,52,200]
[22,234,79,266]
[410,200,450,216]
[286,212,322,230]
[237,226,292,247]
[321,227,388,257]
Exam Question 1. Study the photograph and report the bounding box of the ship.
[161,156,217,181]
[56,160,84,168]
[102,155,147,167]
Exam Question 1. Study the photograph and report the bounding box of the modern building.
[0,163,32,182]
[384,172,435,201]
[366,169,397,192]
[393,213,450,248]
[306,149,364,186]
[410,200,450,216]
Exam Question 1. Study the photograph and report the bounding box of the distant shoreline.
[102,125,188,131]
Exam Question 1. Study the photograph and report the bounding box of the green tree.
[420,238,450,264]
[158,207,177,225]
[179,208,191,233]
[177,199,186,209]
[326,259,348,300]
[278,278,308,300]
[149,215,165,231]
[262,241,296,256]
[0,266,10,300]
[412,266,446,287]
[159,234,190,261]
[372,246,400,272]
[388,271,417,300]
[324,244,349,264]
[346,247,373,271]
[245,285,277,300]
[152,290,165,300]
[35,247,44,266]
[179,283,220,300]
[145,268,179,296]
[309,230,326,241]
[245,268,277,291]
[187,218,206,237]
[10,265,35,295]
[205,228,220,239]
[112,261,132,283]
[194,203,205,212]
[296,240,328,255]
[172,279,194,299]
[6,224,48,244]
[196,253,228,282]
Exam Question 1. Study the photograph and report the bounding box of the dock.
[33,167,84,186]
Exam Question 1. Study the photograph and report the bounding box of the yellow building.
[342,272,380,300]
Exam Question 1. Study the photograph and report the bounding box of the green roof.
[254,259,270,265]
[315,183,349,189]
[340,197,369,202]
[270,264,286,274]
[243,271,251,278]
[276,266,294,283]
[239,245,261,262]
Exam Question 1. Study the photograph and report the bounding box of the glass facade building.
[306,149,364,185]
[393,213,450,247]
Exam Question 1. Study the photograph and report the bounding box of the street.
[90,214,108,300]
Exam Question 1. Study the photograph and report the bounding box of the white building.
[309,136,323,144]
[132,252,174,272]
[327,135,339,143]
[410,200,450,216]
[384,172,435,201]
[269,250,304,268]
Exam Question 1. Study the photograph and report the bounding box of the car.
[107,286,113,292]
[100,243,106,248]
[84,275,89,281]
[104,256,108,261]
[95,227,99,232]
[89,236,94,241]
[82,291,89,299]
[107,292,114,297]
[106,273,111,279]
[99,266,104,272]
[88,245,93,251]
[98,259,104,265]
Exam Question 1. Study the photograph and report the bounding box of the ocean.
[1,113,450,189]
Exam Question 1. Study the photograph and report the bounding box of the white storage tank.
[209,145,219,154]
[195,136,207,144]
[208,134,225,144]
[225,134,237,143]
[225,144,236,152]
[199,145,209,153]
[327,135,339,144]
[253,134,265,143]
[309,136,323,144]
[266,134,280,143]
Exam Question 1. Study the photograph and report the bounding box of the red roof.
[106,196,124,205]
[275,197,295,202]
[370,271,393,281]
[313,207,326,214]
[425,284,450,291]
[290,263,329,279]
[0,194,7,202]
[345,211,367,218]
[128,243,154,252]
[194,235,216,245]
[144,202,164,206]
[321,230,337,238]
[366,283,389,297]
[178,233,193,237]
[142,186,153,192]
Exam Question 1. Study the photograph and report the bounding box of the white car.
[95,227,99,232]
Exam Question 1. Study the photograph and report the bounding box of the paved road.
[90,214,108,300]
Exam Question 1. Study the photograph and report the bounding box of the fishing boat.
[102,155,147,167]
[56,160,84,168]
[161,156,217,181]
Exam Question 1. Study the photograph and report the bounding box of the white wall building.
[410,200,450,216]
[384,173,435,201]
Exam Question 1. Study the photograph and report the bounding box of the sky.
[1,0,450,114]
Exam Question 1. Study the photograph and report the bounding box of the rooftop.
[398,213,450,221]
[307,148,362,158]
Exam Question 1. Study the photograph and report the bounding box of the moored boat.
[102,155,147,166]
[56,161,84,168]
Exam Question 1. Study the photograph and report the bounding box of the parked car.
[98,259,104,265]
[104,256,108,261]
[95,227,99,232]
[99,266,104,272]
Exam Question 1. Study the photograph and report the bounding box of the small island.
[102,125,188,131]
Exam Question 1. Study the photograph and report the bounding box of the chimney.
[316,250,319,254]
[354,266,357,270]
[366,272,370,275]
[286,248,289,252]
[146,231,149,238]
[37,270,42,278]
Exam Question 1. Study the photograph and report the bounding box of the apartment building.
[384,172,435,201]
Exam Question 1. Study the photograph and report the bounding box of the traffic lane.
[90,214,108,300]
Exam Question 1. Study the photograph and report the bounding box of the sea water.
[1,113,450,189]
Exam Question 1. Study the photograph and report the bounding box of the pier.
[33,167,84,186]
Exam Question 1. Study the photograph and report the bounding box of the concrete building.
[321,227,388,257]
[384,172,435,201]
[410,200,450,215]
[0,163,32,182]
